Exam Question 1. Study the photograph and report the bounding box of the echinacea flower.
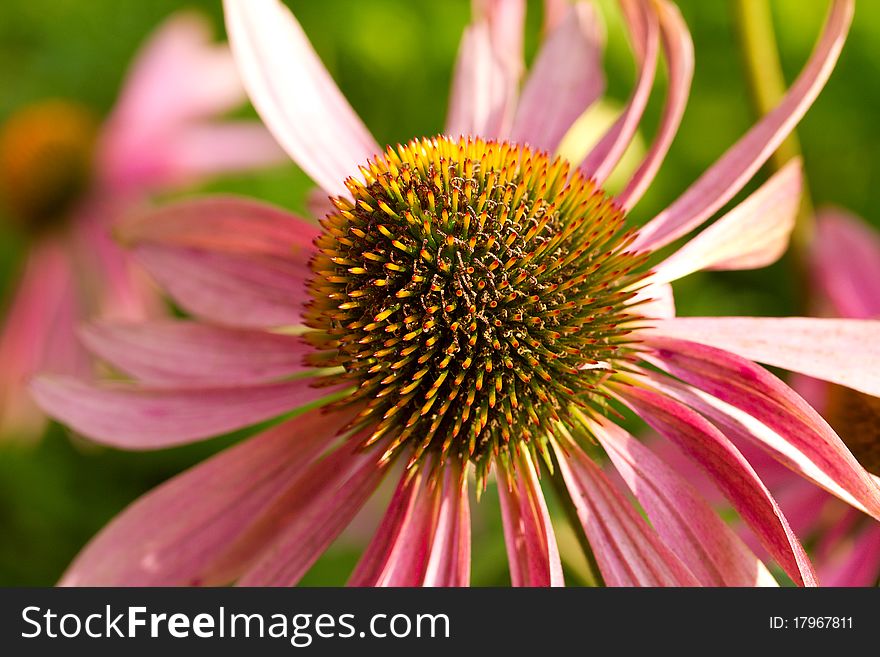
[0,12,283,440]
[32,0,880,587]
[749,209,880,586]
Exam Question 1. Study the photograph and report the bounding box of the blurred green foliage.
[0,0,877,585]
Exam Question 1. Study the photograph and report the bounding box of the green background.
[0,0,876,585]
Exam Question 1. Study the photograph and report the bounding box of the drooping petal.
[579,0,659,185]
[812,208,880,319]
[445,20,519,140]
[223,0,379,196]
[632,0,854,250]
[212,438,388,586]
[648,317,880,396]
[80,320,309,386]
[649,160,802,285]
[590,417,776,586]
[509,1,604,153]
[553,436,700,586]
[497,449,564,587]
[29,375,338,449]
[617,0,694,211]
[638,339,880,521]
[59,406,353,586]
[616,383,818,586]
[423,461,471,586]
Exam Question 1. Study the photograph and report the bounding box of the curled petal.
[30,375,338,449]
[59,407,353,586]
[497,449,564,587]
[80,320,309,386]
[553,436,700,586]
[632,0,853,250]
[647,317,880,397]
[510,1,604,152]
[223,0,379,196]
[579,0,659,185]
[591,417,776,586]
[649,160,801,284]
[617,0,693,210]
[812,208,880,318]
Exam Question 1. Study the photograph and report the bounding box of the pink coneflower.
[32,0,880,587]
[0,12,283,440]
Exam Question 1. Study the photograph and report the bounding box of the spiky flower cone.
[305,136,649,485]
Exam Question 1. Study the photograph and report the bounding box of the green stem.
[732,0,814,308]
[547,457,605,587]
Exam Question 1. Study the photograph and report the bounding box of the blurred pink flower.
[0,12,284,441]
[32,0,880,587]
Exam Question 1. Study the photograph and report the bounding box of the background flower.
[0,11,284,442]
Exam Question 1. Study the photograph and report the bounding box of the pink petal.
[617,0,693,211]
[579,0,659,184]
[509,1,604,153]
[349,462,443,587]
[214,438,388,586]
[70,198,164,323]
[80,320,309,386]
[630,281,676,319]
[29,375,337,449]
[553,436,700,586]
[590,417,776,586]
[812,208,880,319]
[542,0,569,34]
[99,12,247,189]
[423,461,471,586]
[350,459,470,587]
[650,160,801,284]
[134,244,308,329]
[59,407,351,586]
[0,240,80,439]
[497,449,564,587]
[638,339,880,521]
[648,317,880,396]
[615,383,817,586]
[153,121,286,186]
[445,20,519,140]
[306,187,336,221]
[223,0,379,196]
[632,0,853,250]
[120,195,320,258]
[818,524,880,587]
[120,197,318,328]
